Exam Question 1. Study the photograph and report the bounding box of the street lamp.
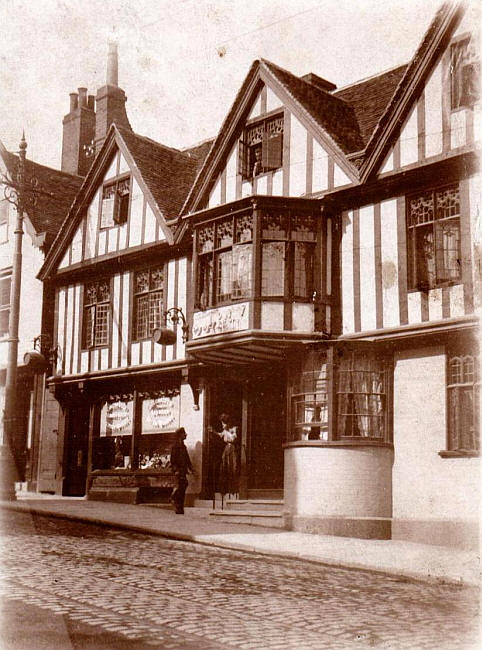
[0,134,48,500]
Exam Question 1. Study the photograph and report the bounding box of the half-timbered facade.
[36,2,479,548]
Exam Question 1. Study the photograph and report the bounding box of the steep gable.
[40,125,209,279]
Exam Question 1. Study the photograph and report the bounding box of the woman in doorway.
[212,413,239,497]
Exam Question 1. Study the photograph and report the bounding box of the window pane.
[447,352,479,452]
[235,214,253,243]
[0,308,9,336]
[216,219,233,248]
[294,242,313,297]
[216,250,232,302]
[94,303,109,346]
[0,277,11,306]
[197,256,213,308]
[262,213,288,239]
[84,305,95,348]
[415,224,436,289]
[337,353,387,439]
[148,290,163,333]
[197,224,214,254]
[232,244,252,299]
[262,242,285,295]
[135,294,150,340]
[435,219,460,283]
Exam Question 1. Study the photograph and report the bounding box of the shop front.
[49,365,203,503]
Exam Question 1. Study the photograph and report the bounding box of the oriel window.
[261,212,315,299]
[83,280,111,348]
[407,185,461,291]
[100,176,130,229]
[196,213,253,308]
[134,267,164,340]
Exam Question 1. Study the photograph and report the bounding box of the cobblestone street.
[0,510,479,649]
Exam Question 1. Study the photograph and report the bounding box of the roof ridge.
[116,125,191,159]
[333,63,409,94]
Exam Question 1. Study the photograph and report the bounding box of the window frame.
[0,270,11,338]
[442,345,480,457]
[195,212,254,309]
[82,279,111,350]
[0,200,9,244]
[99,174,131,230]
[133,266,164,342]
[239,113,284,180]
[287,345,393,445]
[450,34,480,111]
[406,183,462,292]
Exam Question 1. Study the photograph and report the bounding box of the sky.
[0,0,449,171]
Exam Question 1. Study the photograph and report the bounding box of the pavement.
[1,490,479,588]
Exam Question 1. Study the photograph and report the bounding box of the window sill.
[407,281,462,294]
[438,450,479,458]
[284,440,393,449]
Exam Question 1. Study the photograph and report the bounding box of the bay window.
[261,212,315,299]
[196,213,253,308]
[289,346,392,444]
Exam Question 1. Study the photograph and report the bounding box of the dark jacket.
[170,440,193,477]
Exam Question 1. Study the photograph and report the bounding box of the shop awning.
[186,329,328,366]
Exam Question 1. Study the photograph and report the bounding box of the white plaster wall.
[284,446,393,518]
[17,230,45,364]
[392,347,480,523]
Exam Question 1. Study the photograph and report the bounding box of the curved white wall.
[284,445,393,519]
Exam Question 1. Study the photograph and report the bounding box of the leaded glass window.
[83,280,111,348]
[239,115,284,179]
[291,349,329,441]
[100,176,130,229]
[447,352,479,453]
[134,267,164,340]
[407,185,461,291]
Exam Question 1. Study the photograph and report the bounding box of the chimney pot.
[107,42,118,86]
[78,87,88,107]
[88,94,95,110]
[69,92,78,112]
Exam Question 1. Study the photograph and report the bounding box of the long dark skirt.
[218,443,238,496]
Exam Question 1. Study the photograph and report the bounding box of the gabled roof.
[180,58,365,218]
[333,64,408,147]
[0,141,82,247]
[116,126,207,222]
[261,60,364,155]
[39,123,211,279]
[358,0,466,179]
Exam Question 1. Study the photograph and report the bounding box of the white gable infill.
[360,1,465,181]
[182,60,359,217]
[40,125,174,279]
[258,64,359,183]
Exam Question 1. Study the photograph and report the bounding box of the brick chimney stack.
[61,85,96,176]
[94,42,132,153]
[61,43,132,175]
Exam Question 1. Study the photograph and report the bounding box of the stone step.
[209,509,286,529]
[225,499,284,512]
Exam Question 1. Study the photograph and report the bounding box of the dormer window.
[451,36,480,110]
[239,115,284,179]
[100,176,130,229]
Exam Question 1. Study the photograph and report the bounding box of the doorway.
[247,370,285,497]
[63,405,90,496]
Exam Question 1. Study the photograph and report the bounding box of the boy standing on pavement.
[169,427,194,514]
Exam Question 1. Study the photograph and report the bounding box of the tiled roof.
[261,59,365,155]
[2,149,82,246]
[333,65,408,146]
[117,127,209,221]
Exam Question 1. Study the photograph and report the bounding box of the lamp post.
[0,134,46,500]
